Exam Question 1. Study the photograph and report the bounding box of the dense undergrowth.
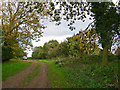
[48,55,119,88]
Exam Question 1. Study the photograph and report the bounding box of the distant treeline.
[32,29,103,59]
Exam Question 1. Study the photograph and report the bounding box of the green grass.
[10,58,23,61]
[2,60,32,81]
[48,61,72,88]
[0,63,2,81]
[36,59,51,63]
[22,63,41,87]
[64,62,118,88]
[48,55,119,88]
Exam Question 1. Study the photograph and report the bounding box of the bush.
[2,46,13,61]
[108,54,119,62]
[56,55,119,88]
[27,57,33,60]
[83,55,102,63]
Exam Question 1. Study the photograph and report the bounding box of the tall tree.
[44,40,59,58]
[32,40,59,59]
[57,40,69,57]
[67,29,99,58]
[1,2,48,58]
[90,2,119,66]
[48,1,120,66]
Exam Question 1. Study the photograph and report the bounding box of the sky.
[27,18,92,57]
[26,0,119,57]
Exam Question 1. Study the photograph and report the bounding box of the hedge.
[2,46,13,61]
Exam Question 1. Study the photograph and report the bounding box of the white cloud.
[27,17,92,57]
[112,0,119,4]
[32,35,72,47]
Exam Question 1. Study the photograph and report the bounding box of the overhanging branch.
[84,20,95,32]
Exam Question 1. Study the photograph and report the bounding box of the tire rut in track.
[24,62,50,88]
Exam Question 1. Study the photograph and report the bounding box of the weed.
[48,55,119,88]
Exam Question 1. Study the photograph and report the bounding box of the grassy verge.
[48,55,119,88]
[48,61,72,88]
[22,63,41,87]
[2,60,32,81]
[0,63,2,81]
[10,58,23,61]
[64,61,118,88]
[36,59,51,63]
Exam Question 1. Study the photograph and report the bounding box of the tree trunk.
[102,45,108,66]
[79,49,83,58]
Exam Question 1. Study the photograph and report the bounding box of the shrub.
[2,46,13,61]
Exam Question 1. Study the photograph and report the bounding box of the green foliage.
[2,60,32,81]
[48,61,72,88]
[32,46,47,59]
[49,55,119,88]
[90,2,119,66]
[67,29,100,57]
[1,2,49,58]
[27,57,33,60]
[2,45,25,61]
[49,1,119,66]
[32,40,59,59]
[44,40,59,58]
[57,41,69,57]
[2,45,13,61]
[32,29,100,59]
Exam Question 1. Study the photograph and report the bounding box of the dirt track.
[25,62,50,88]
[2,60,50,88]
